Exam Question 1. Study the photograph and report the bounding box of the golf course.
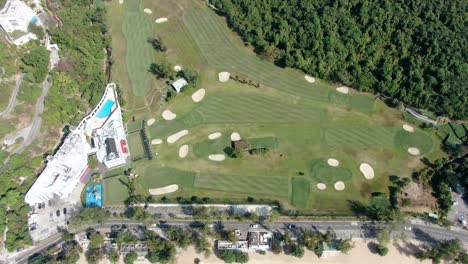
[104,0,442,214]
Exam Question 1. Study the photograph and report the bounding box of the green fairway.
[104,0,443,214]
[194,173,289,197]
[122,0,154,96]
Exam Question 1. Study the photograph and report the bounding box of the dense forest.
[44,0,109,126]
[209,0,467,119]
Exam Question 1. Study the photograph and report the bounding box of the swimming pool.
[85,184,102,207]
[31,17,38,24]
[96,100,115,118]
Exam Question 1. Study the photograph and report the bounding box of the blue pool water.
[85,184,102,208]
[31,17,38,24]
[96,100,115,118]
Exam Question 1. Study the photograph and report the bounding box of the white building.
[171,78,188,93]
[24,132,91,206]
[0,0,39,45]
[25,83,130,207]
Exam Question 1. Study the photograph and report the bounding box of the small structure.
[320,242,341,258]
[0,0,39,45]
[247,231,271,250]
[171,78,188,93]
[231,139,250,150]
[217,240,248,251]
[119,243,149,256]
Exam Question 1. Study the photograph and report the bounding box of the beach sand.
[174,240,430,264]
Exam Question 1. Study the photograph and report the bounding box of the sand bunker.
[179,145,189,158]
[155,17,168,23]
[191,88,205,103]
[151,139,163,145]
[317,183,326,190]
[334,181,345,191]
[162,110,176,120]
[147,118,155,126]
[305,75,316,83]
[208,132,222,140]
[403,124,415,132]
[218,72,230,82]
[230,132,241,141]
[167,130,188,144]
[143,8,152,14]
[118,0,123,4]
[149,184,178,195]
[359,163,375,180]
[408,147,420,155]
[336,86,349,94]
[209,154,225,161]
[174,65,182,72]
[327,158,339,167]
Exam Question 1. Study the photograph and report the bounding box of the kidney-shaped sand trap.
[230,132,241,141]
[218,72,230,82]
[143,8,152,14]
[317,183,326,190]
[147,118,155,126]
[155,17,168,23]
[408,147,420,155]
[209,154,225,161]
[151,139,163,145]
[334,181,345,191]
[403,124,415,132]
[167,130,188,144]
[179,145,189,158]
[191,88,205,103]
[149,184,178,195]
[360,163,375,179]
[208,132,222,140]
[336,86,349,94]
[162,110,176,120]
[327,158,339,167]
[305,75,316,83]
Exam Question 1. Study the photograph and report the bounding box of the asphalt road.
[11,218,468,263]
[0,73,24,118]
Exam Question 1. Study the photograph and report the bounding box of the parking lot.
[448,192,468,228]
[28,183,84,241]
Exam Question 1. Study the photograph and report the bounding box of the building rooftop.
[171,78,188,93]
[25,132,90,206]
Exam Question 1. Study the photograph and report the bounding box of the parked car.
[250,224,258,228]
[287,224,296,230]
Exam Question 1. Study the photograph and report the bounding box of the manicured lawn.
[291,177,310,208]
[103,175,128,205]
[127,132,145,159]
[104,0,444,214]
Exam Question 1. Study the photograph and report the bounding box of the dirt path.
[0,73,25,118]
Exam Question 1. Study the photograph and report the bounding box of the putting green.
[394,131,434,154]
[309,160,352,184]
[291,177,310,208]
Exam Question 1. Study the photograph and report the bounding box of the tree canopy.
[210,0,467,119]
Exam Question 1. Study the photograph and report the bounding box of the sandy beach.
[175,240,430,264]
[76,240,430,264]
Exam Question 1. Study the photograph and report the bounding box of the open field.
[104,0,444,213]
